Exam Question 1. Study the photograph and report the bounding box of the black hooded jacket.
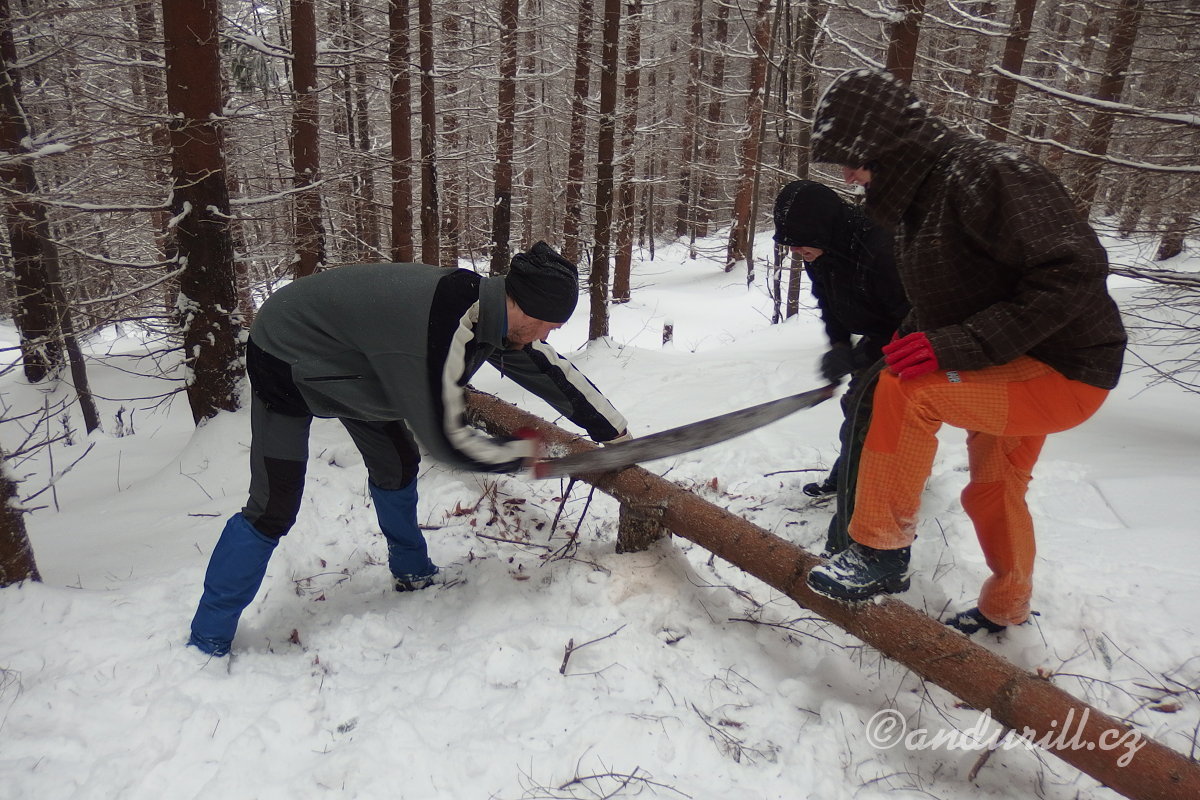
[773,180,909,359]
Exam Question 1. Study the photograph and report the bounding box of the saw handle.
[514,428,551,479]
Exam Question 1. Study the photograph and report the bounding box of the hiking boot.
[802,475,838,498]
[945,607,1007,635]
[393,566,439,593]
[807,542,910,601]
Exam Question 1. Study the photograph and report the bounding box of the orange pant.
[849,357,1109,625]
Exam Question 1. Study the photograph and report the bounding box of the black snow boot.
[393,567,439,593]
[806,542,910,601]
[945,607,1007,635]
[802,474,838,498]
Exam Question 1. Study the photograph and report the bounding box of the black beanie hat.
[505,241,579,323]
[772,180,843,250]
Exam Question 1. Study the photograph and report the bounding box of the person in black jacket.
[773,180,908,516]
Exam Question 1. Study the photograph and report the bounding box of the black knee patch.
[250,457,308,537]
[374,421,421,489]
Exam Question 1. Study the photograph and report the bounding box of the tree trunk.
[562,0,594,266]
[612,0,643,303]
[639,29,658,256]
[439,1,463,266]
[1044,12,1100,171]
[1073,0,1145,215]
[0,0,100,433]
[417,0,441,264]
[987,0,1038,141]
[466,387,1200,800]
[696,1,730,239]
[0,0,60,382]
[133,1,173,266]
[517,4,537,248]
[884,0,927,84]
[389,0,415,263]
[350,0,379,259]
[673,0,702,241]
[960,2,997,126]
[791,0,822,177]
[490,0,519,276]
[588,0,620,341]
[1155,199,1192,262]
[725,0,773,274]
[291,0,325,278]
[0,449,39,587]
[163,0,244,424]
[785,256,802,318]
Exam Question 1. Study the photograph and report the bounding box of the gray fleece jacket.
[248,263,627,473]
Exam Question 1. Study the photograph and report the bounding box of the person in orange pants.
[829,357,1108,627]
[802,69,1126,634]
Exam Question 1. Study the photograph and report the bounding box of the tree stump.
[616,501,668,553]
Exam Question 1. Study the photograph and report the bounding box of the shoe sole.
[806,571,910,602]
[945,611,1007,636]
[393,577,437,592]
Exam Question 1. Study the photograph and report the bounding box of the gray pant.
[243,393,422,537]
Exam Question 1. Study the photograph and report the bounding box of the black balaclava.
[505,241,579,323]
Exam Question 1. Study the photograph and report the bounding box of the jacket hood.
[811,68,949,227]
[772,180,851,251]
[811,69,935,166]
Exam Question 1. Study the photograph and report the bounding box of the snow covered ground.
[1,231,1198,800]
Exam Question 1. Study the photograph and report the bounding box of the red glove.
[882,331,940,380]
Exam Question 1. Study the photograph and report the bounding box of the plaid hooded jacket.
[811,69,1126,390]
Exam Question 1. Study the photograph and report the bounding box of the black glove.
[820,342,855,383]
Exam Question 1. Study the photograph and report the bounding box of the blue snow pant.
[189,379,431,655]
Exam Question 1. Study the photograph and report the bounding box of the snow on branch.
[221,30,292,61]
[940,0,1009,34]
[992,66,1200,130]
[1014,133,1200,175]
[228,178,332,208]
[5,195,170,213]
[1110,266,1200,290]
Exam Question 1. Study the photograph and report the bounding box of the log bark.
[466,387,1200,800]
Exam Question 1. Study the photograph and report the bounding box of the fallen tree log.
[467,388,1200,800]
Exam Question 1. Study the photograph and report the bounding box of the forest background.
[1,0,1198,602]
